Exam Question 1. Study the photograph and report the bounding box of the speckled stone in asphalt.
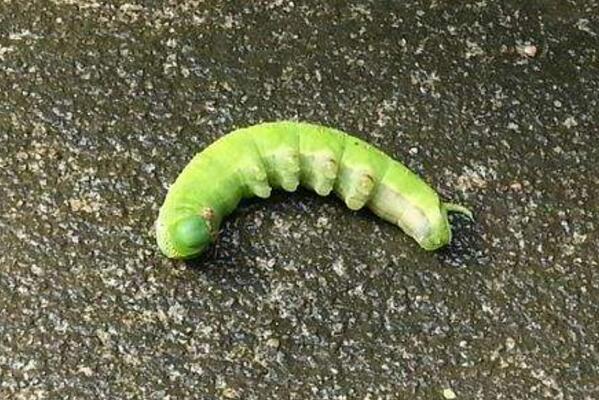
[1,1,598,399]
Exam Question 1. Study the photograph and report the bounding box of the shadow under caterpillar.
[156,121,472,259]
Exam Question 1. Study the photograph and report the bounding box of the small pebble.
[443,388,457,399]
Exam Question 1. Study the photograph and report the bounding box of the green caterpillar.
[156,121,472,259]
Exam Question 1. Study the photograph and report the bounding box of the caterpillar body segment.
[298,124,345,196]
[155,121,472,259]
[334,137,390,210]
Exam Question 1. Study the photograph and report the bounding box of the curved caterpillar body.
[156,121,472,259]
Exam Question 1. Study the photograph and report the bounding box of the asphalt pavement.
[1,1,598,399]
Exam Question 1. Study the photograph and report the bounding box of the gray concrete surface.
[1,1,598,399]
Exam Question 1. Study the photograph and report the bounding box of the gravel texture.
[1,1,598,399]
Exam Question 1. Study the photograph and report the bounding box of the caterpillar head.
[418,202,473,251]
[155,212,212,259]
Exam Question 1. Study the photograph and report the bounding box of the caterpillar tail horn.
[444,202,474,220]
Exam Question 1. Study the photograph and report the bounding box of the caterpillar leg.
[333,136,389,210]
[335,169,376,210]
[240,165,272,198]
[248,122,301,192]
[300,152,338,196]
[263,150,300,192]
